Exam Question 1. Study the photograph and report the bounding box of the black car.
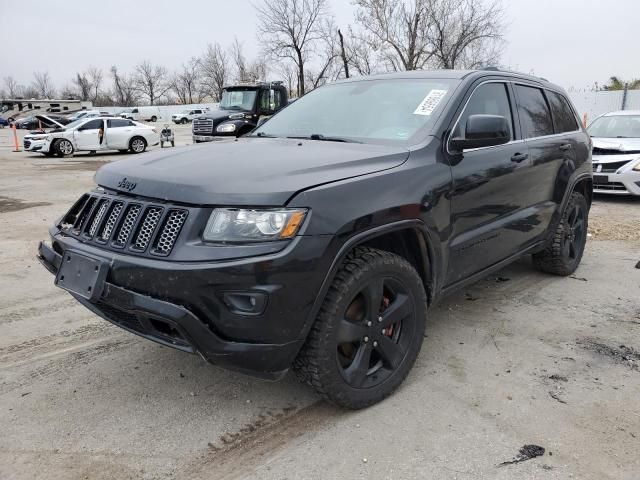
[16,114,71,130]
[192,81,288,142]
[38,69,592,409]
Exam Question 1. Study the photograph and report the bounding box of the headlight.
[633,159,640,171]
[216,123,236,133]
[203,208,307,243]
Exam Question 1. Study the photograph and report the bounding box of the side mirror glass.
[450,114,511,152]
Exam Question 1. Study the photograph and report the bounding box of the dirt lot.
[0,126,639,480]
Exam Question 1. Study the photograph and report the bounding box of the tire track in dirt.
[182,401,343,480]
[0,295,79,326]
[0,338,135,395]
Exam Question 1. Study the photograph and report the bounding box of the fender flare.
[300,219,439,340]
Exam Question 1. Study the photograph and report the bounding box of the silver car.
[588,110,640,195]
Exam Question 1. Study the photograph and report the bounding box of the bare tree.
[134,61,170,105]
[111,66,139,106]
[354,0,504,71]
[305,18,340,88]
[201,43,229,101]
[338,29,350,79]
[255,0,329,96]
[3,76,23,98]
[275,61,298,98]
[344,29,377,76]
[354,0,434,71]
[32,71,56,98]
[230,38,249,82]
[170,57,202,104]
[87,67,104,102]
[59,84,77,99]
[427,0,504,69]
[73,72,92,101]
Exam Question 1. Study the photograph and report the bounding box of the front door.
[446,81,533,285]
[74,118,104,151]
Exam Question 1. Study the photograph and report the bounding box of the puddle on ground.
[0,196,51,213]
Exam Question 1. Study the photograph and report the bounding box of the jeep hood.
[95,137,409,205]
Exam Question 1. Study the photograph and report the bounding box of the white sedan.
[41,116,159,156]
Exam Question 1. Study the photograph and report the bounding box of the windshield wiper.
[251,132,277,138]
[287,134,361,143]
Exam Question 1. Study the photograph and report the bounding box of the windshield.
[253,78,458,145]
[588,115,640,138]
[219,89,258,111]
[63,118,87,130]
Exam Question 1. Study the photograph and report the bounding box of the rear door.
[446,81,533,284]
[106,118,134,149]
[513,85,580,225]
[74,119,104,151]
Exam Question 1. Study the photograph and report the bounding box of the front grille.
[60,193,189,257]
[594,181,627,192]
[593,147,640,156]
[593,160,632,173]
[24,140,31,149]
[193,118,214,135]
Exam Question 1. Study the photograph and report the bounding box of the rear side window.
[454,82,514,140]
[514,85,554,138]
[547,91,578,133]
[107,118,130,128]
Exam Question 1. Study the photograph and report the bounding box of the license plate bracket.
[55,250,108,301]
[593,175,609,185]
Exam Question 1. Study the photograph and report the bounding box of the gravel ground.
[0,126,639,480]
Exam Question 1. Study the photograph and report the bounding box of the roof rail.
[480,66,549,83]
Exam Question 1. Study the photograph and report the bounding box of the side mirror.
[257,116,270,127]
[450,114,510,152]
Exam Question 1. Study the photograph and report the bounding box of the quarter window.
[547,91,578,133]
[454,83,514,140]
[514,85,554,138]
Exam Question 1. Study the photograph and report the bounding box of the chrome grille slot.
[113,204,141,247]
[61,194,90,230]
[132,207,163,251]
[98,201,123,242]
[193,118,213,135]
[152,209,188,256]
[87,199,109,237]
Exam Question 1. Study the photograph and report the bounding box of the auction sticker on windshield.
[413,89,448,116]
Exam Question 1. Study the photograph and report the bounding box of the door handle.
[559,144,572,151]
[510,153,529,163]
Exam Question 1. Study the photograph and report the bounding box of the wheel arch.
[301,220,437,341]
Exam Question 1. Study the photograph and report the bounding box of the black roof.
[333,68,560,90]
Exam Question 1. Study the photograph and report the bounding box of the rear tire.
[533,191,588,276]
[129,136,147,154]
[293,247,427,409]
[181,118,188,124]
[150,116,157,122]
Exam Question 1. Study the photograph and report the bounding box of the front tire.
[129,136,147,154]
[533,191,588,275]
[54,139,74,157]
[150,116,157,122]
[294,247,427,409]
[181,118,188,124]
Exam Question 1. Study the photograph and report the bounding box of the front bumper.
[24,139,46,151]
[37,228,334,379]
[593,171,640,195]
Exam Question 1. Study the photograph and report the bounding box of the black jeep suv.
[38,69,592,409]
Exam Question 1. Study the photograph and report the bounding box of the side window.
[259,90,271,112]
[514,85,554,138]
[131,108,139,113]
[547,91,578,133]
[127,120,136,127]
[107,119,129,128]
[78,119,103,131]
[453,83,513,140]
[193,110,202,115]
[272,90,283,111]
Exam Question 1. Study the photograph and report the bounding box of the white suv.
[172,108,206,124]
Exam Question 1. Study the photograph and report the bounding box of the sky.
[0,0,637,91]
